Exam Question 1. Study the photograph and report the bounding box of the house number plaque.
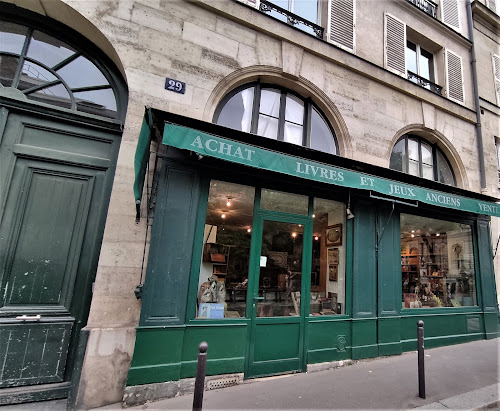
[165,78,186,94]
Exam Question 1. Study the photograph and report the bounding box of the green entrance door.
[0,110,120,399]
[247,213,312,378]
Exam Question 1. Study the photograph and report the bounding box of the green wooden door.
[246,212,312,378]
[0,109,120,392]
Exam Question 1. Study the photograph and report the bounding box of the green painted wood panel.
[140,158,200,326]
[377,204,401,316]
[351,318,378,359]
[0,323,72,387]
[306,319,352,363]
[476,219,499,340]
[352,199,377,318]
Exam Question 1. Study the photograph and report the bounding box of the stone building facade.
[0,0,498,408]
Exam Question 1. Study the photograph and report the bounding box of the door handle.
[254,296,265,300]
[16,315,41,322]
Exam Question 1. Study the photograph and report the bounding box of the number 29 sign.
[165,78,186,94]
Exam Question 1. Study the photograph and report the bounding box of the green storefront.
[127,108,499,390]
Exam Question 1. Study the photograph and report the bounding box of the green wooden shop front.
[127,113,499,387]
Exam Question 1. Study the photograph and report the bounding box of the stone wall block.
[87,296,141,327]
[138,26,181,55]
[215,17,258,46]
[170,60,222,89]
[300,53,326,91]
[160,0,217,31]
[182,21,239,59]
[131,3,183,36]
[201,49,240,73]
[237,43,258,67]
[421,101,436,130]
[256,34,282,67]
[98,241,145,269]
[91,266,143,298]
[281,41,304,79]
[77,327,137,409]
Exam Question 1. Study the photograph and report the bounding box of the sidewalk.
[94,338,499,410]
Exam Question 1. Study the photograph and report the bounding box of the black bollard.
[193,341,208,411]
[417,320,425,399]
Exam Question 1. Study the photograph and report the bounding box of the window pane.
[389,139,406,172]
[284,122,303,146]
[401,214,477,309]
[409,159,419,176]
[196,181,255,319]
[406,41,417,74]
[422,163,433,180]
[419,47,434,82]
[27,30,76,68]
[57,55,109,88]
[261,188,308,215]
[75,88,117,118]
[259,89,280,117]
[0,22,27,54]
[26,83,71,109]
[421,143,433,166]
[294,0,318,24]
[0,55,18,87]
[310,198,345,315]
[285,95,304,125]
[257,114,279,139]
[217,87,254,133]
[436,150,455,186]
[408,138,419,161]
[18,61,57,91]
[310,108,336,154]
[257,220,303,317]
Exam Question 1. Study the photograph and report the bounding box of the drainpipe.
[466,0,487,190]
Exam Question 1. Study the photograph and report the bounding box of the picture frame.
[325,224,342,247]
[328,264,338,281]
[327,248,340,265]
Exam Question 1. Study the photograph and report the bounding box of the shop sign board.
[162,123,500,218]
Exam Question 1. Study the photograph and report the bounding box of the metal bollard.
[193,341,208,411]
[417,320,425,399]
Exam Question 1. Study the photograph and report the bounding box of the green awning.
[133,108,153,204]
[162,122,500,218]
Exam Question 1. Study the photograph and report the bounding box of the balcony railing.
[259,0,324,39]
[406,0,438,18]
[407,71,443,95]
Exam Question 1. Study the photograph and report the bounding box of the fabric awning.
[133,107,153,205]
[160,122,500,218]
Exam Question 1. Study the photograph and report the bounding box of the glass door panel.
[257,220,304,317]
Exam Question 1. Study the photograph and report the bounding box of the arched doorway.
[0,3,127,404]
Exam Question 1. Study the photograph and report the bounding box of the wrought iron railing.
[406,0,438,18]
[259,0,324,39]
[407,71,443,95]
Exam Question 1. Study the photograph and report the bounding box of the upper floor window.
[0,20,119,119]
[254,0,355,52]
[389,134,456,186]
[214,83,338,155]
[406,40,434,84]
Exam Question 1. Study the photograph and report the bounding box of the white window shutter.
[493,54,500,105]
[384,13,406,77]
[446,49,464,104]
[442,0,460,30]
[235,0,260,9]
[327,0,355,53]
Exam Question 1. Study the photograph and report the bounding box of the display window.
[310,198,346,315]
[400,213,477,309]
[194,178,348,319]
[196,180,255,319]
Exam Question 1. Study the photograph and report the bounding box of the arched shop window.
[0,20,119,119]
[214,83,338,155]
[389,134,456,186]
